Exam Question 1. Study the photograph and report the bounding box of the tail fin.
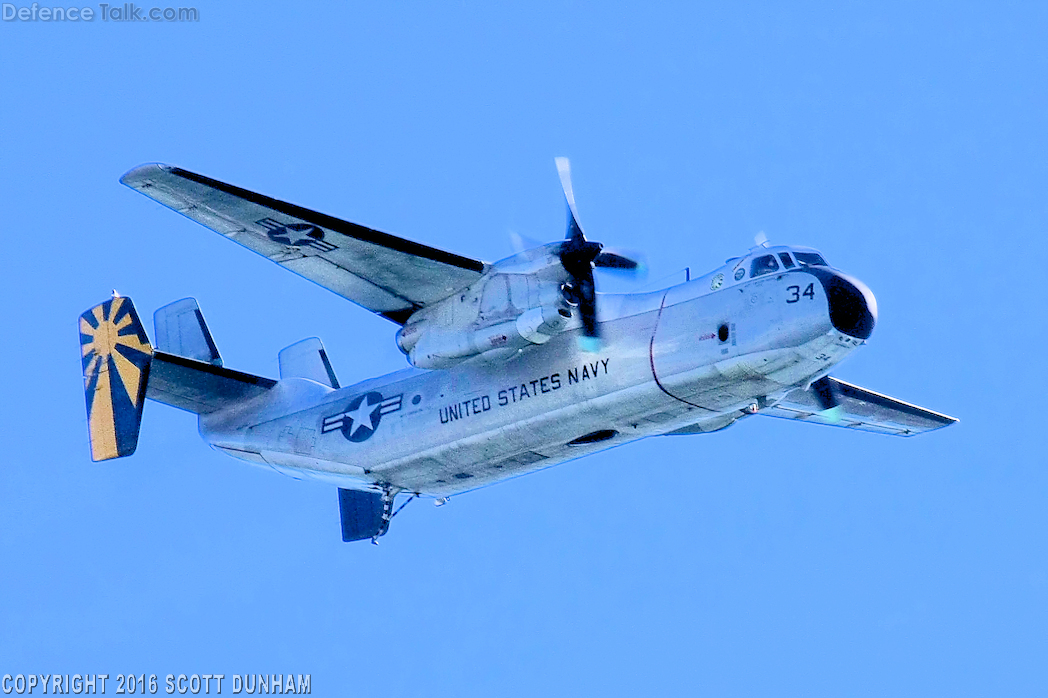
[278,337,340,388]
[79,295,153,461]
[153,297,222,366]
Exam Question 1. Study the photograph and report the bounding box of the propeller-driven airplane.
[80,159,956,543]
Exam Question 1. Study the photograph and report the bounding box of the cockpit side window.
[795,252,827,267]
[750,254,780,277]
[778,252,795,269]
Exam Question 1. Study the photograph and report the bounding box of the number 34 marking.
[787,283,815,303]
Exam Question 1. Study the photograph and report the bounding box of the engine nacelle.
[398,307,568,369]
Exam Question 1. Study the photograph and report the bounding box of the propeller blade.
[594,250,645,274]
[560,240,603,340]
[551,157,621,350]
[555,157,585,243]
[509,231,541,254]
[575,270,599,339]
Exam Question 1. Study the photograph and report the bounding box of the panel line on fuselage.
[647,290,706,409]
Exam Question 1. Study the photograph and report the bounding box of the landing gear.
[370,487,397,545]
[369,487,419,545]
[337,484,425,544]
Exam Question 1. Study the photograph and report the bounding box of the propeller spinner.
[554,158,643,349]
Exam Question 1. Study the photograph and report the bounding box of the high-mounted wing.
[760,377,957,436]
[120,164,487,324]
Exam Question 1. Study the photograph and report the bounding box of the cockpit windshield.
[750,254,780,278]
[794,251,828,267]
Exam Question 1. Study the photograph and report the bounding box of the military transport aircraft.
[80,159,956,543]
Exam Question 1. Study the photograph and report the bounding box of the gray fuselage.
[201,253,874,497]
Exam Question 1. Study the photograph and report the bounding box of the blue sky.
[1,1,1046,695]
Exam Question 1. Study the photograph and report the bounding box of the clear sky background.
[2,2,1046,695]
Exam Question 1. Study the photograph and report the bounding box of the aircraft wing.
[760,377,957,436]
[120,164,487,324]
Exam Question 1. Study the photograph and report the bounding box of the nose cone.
[809,268,877,340]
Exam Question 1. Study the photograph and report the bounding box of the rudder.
[79,294,153,460]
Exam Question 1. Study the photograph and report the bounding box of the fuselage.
[201,245,876,497]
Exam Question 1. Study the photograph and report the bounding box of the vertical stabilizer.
[79,295,153,461]
[278,337,340,388]
[153,297,222,365]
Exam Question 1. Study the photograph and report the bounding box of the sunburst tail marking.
[79,296,153,461]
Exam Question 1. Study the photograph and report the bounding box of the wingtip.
[120,163,174,186]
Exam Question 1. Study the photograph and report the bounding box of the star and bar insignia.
[257,217,338,253]
[322,392,403,442]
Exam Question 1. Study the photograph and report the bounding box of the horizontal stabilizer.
[147,351,276,414]
[80,295,153,460]
[153,298,222,366]
[338,488,390,542]
[761,377,957,436]
[278,337,340,388]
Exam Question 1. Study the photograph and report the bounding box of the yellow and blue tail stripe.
[79,295,153,461]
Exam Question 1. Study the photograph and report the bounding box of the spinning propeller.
[554,157,644,349]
